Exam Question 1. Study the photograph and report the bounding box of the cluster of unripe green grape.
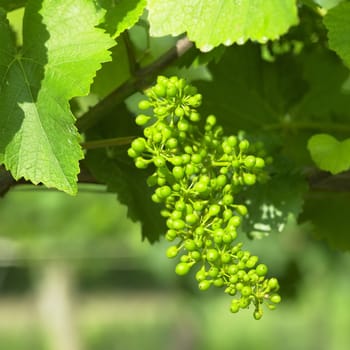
[128,76,281,319]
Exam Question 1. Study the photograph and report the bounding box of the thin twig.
[81,136,135,149]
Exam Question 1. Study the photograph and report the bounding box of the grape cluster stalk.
[128,76,281,319]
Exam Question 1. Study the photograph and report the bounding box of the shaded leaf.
[85,149,165,243]
[300,192,350,251]
[241,162,307,237]
[0,0,27,11]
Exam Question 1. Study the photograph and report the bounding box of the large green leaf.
[0,0,114,194]
[308,134,350,174]
[324,1,350,67]
[147,0,299,51]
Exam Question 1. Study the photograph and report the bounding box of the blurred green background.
[0,184,349,350]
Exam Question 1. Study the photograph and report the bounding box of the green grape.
[206,115,216,126]
[236,205,248,216]
[175,106,184,117]
[223,194,234,205]
[255,157,265,168]
[208,266,219,278]
[185,213,199,225]
[127,148,138,158]
[241,286,252,297]
[243,173,256,186]
[270,294,281,304]
[175,262,191,276]
[138,100,151,110]
[253,309,263,320]
[198,280,211,291]
[246,256,259,268]
[268,277,279,290]
[166,83,177,97]
[227,135,237,147]
[190,112,200,122]
[244,155,256,168]
[166,138,178,149]
[213,278,224,287]
[154,84,166,97]
[135,158,148,169]
[239,140,250,151]
[230,300,240,313]
[173,166,185,179]
[256,264,268,276]
[206,248,219,262]
[135,114,151,125]
[196,269,207,282]
[128,76,278,320]
[208,204,220,216]
[178,119,190,131]
[166,246,179,258]
[153,156,166,168]
[165,229,177,241]
[184,239,196,251]
[157,186,172,199]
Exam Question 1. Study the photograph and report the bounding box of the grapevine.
[128,76,281,319]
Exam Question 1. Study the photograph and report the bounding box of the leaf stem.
[122,31,139,75]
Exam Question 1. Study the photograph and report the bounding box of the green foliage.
[0,0,114,194]
[308,134,350,174]
[147,0,299,51]
[1,0,350,321]
[324,1,350,67]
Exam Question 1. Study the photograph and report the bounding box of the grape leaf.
[147,0,299,51]
[300,193,350,251]
[196,43,307,131]
[0,0,114,194]
[324,1,350,67]
[98,0,146,38]
[308,134,350,174]
[85,149,166,243]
